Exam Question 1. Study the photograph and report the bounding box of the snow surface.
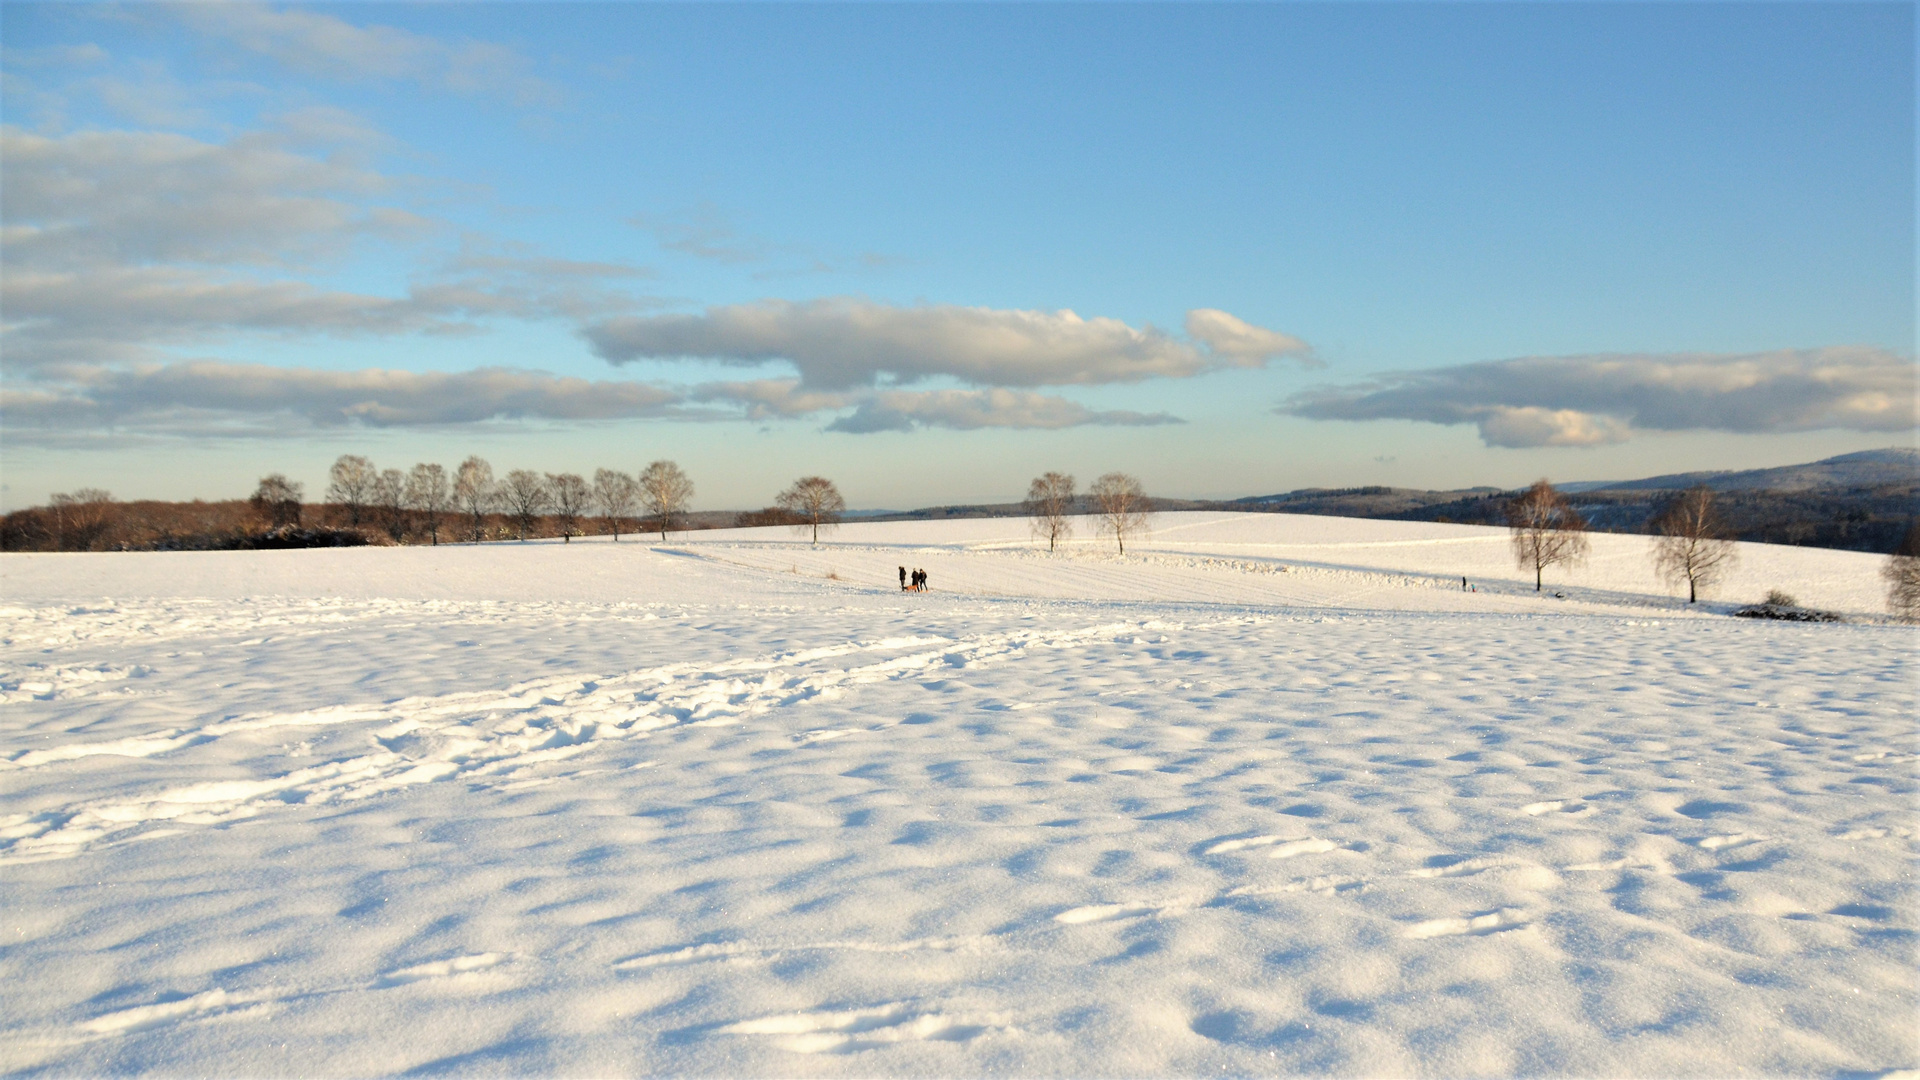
[2,512,1913,1076]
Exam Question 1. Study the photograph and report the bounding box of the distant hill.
[1560,448,1918,493]
[856,449,1918,556]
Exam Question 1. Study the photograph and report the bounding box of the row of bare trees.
[1023,471,1153,554]
[1507,479,1761,605]
[278,455,698,543]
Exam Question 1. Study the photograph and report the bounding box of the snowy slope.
[1,516,1913,1076]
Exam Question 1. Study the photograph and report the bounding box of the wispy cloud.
[630,205,777,266]
[1280,347,1915,447]
[0,123,657,367]
[823,388,1182,433]
[1185,308,1318,367]
[587,298,1306,390]
[162,3,560,108]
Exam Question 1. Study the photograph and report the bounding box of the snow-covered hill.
[2,515,1912,1076]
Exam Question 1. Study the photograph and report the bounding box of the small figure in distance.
[899,565,908,591]
[1462,576,1468,591]
[920,568,930,592]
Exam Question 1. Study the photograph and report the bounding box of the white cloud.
[823,388,1182,433]
[163,3,559,107]
[1185,308,1316,366]
[586,298,1302,389]
[688,379,858,419]
[684,379,1179,433]
[2,362,689,439]
[1280,347,1915,447]
[1475,406,1630,448]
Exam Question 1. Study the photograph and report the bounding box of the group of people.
[899,565,929,592]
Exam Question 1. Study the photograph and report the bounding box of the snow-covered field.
[2,513,1913,1076]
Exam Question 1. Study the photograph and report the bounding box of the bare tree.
[1025,471,1076,552]
[47,489,117,551]
[501,469,551,540]
[1650,485,1737,603]
[1507,479,1590,591]
[453,456,494,541]
[372,468,408,542]
[775,476,845,545]
[406,463,450,545]
[326,454,378,527]
[593,468,639,540]
[1090,472,1151,554]
[250,474,303,528]
[547,473,591,542]
[1885,521,1920,620]
[638,460,696,541]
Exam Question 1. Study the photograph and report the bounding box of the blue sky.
[1,2,1912,511]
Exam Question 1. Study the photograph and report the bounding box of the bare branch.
[1649,486,1737,603]
[1090,472,1151,555]
[1506,479,1589,591]
[1025,471,1075,552]
[775,476,845,546]
[638,460,695,541]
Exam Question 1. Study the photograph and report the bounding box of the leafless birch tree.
[325,454,378,527]
[776,476,844,545]
[1507,479,1589,591]
[547,473,591,542]
[1885,522,1920,620]
[373,468,407,542]
[638,460,695,541]
[1090,472,1151,554]
[593,468,639,540]
[251,474,303,527]
[1650,485,1737,603]
[453,456,494,541]
[406,463,449,545]
[1025,471,1076,552]
[501,469,550,540]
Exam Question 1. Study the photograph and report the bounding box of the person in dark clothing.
[917,568,929,591]
[900,566,908,590]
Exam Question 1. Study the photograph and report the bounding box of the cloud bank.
[1280,347,1914,447]
[3,365,1180,442]
[585,298,1311,389]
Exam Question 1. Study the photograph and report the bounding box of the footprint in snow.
[1203,834,1340,858]
[78,988,266,1036]
[1055,901,1165,924]
[717,1002,1005,1053]
[1403,909,1528,939]
[375,952,508,987]
[1522,799,1592,816]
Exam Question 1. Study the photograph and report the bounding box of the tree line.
[5,464,1915,620]
[299,455,700,545]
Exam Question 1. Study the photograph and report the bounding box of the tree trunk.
[1536,563,1542,591]
[1689,576,1696,603]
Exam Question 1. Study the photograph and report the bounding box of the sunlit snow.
[1,513,1912,1075]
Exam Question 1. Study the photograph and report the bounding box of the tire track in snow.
[0,619,1172,865]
